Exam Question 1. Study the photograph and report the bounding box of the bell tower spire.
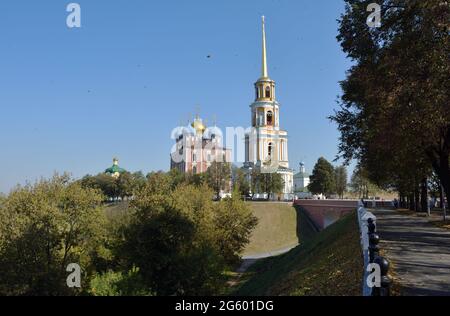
[262,16,268,79]
[254,16,275,103]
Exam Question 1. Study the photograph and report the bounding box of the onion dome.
[105,157,126,178]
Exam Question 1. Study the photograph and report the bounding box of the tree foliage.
[309,157,336,196]
[331,0,450,201]
[0,174,108,296]
[206,161,232,199]
[253,171,284,200]
[335,165,348,199]
[117,173,257,295]
[80,171,147,201]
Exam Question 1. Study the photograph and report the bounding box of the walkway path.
[374,209,450,296]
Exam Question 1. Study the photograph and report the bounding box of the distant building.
[105,158,126,178]
[294,162,310,193]
[170,115,232,175]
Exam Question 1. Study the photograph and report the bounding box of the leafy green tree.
[308,157,336,197]
[214,190,258,265]
[233,167,250,198]
[89,267,153,296]
[331,0,450,202]
[350,165,380,199]
[167,168,186,189]
[118,172,257,296]
[249,168,260,199]
[117,172,134,201]
[185,172,207,187]
[0,174,108,296]
[131,171,147,192]
[206,161,231,199]
[335,165,348,199]
[246,168,284,200]
[121,182,222,295]
[81,173,119,201]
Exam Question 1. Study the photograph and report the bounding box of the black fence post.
[367,218,379,263]
[367,217,392,296]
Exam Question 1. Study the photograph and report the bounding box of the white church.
[243,17,294,200]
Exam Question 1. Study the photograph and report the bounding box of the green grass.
[233,210,363,296]
[243,203,300,257]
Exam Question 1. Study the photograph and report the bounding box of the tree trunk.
[409,194,414,211]
[414,187,420,212]
[420,178,428,212]
[427,129,450,212]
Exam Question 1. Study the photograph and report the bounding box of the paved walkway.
[374,209,450,296]
[242,244,298,260]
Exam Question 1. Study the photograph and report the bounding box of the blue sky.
[0,0,353,193]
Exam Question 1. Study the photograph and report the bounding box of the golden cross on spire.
[195,105,201,119]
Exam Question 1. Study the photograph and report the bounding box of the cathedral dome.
[191,116,206,135]
[105,158,126,178]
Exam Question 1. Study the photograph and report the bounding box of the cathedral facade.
[171,115,232,175]
[243,17,294,200]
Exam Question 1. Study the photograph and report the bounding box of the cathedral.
[243,16,294,200]
[170,115,232,176]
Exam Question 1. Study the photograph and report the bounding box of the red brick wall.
[294,200,358,230]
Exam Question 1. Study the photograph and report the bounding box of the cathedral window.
[268,142,273,157]
[267,111,273,126]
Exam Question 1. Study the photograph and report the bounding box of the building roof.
[105,158,126,175]
[294,171,310,179]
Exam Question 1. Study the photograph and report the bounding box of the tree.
[131,171,147,192]
[255,172,284,200]
[233,167,250,198]
[335,166,348,199]
[331,0,450,204]
[167,168,186,189]
[117,172,134,201]
[0,174,108,296]
[89,267,153,296]
[214,189,258,265]
[81,173,119,201]
[118,172,257,296]
[350,165,379,199]
[206,161,231,199]
[308,157,336,197]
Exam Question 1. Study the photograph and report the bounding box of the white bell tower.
[244,16,294,200]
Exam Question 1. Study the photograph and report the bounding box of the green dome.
[105,158,126,176]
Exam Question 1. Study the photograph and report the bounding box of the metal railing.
[357,201,392,296]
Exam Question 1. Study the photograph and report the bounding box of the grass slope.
[234,210,363,296]
[243,203,299,257]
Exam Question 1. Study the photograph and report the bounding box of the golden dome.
[191,117,206,135]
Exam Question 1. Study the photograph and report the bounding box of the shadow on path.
[374,209,450,296]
